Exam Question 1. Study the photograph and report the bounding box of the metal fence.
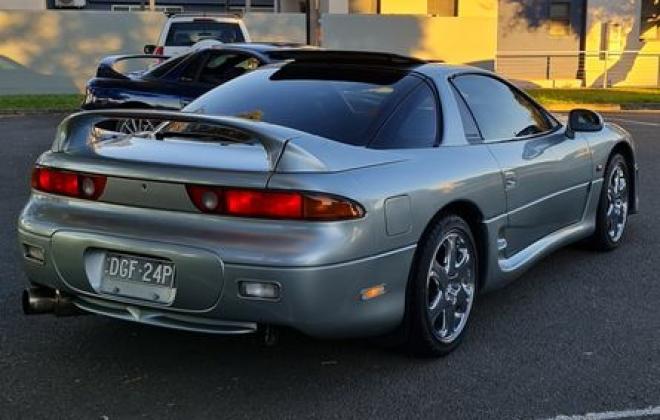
[496,51,660,88]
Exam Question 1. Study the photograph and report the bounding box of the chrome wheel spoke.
[443,235,458,277]
[426,229,476,344]
[605,162,629,242]
[118,119,156,134]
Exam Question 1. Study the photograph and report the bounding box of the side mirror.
[566,109,604,138]
[144,44,156,55]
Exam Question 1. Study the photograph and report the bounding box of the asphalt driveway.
[0,112,659,420]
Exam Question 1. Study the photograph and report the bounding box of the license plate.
[100,252,176,303]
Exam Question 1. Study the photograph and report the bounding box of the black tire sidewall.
[594,154,630,250]
[406,214,478,357]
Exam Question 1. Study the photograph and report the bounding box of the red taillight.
[186,186,364,221]
[226,189,303,219]
[31,167,107,200]
[154,46,164,55]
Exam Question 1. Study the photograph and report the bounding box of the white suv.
[144,14,251,57]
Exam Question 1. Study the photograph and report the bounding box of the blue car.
[82,43,308,133]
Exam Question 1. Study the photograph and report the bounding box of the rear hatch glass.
[165,21,245,46]
[185,64,421,146]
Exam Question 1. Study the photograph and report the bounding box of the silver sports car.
[18,51,638,356]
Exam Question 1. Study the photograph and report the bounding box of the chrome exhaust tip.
[22,287,83,316]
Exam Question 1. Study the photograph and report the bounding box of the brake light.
[186,186,364,221]
[154,46,164,55]
[31,167,107,200]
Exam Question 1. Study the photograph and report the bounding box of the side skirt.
[480,178,603,292]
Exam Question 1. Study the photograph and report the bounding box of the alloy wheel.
[426,231,476,344]
[606,162,629,243]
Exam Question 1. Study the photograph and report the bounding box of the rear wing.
[52,109,304,171]
[48,109,405,174]
[96,55,171,79]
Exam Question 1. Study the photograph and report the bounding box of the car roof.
[209,42,314,53]
[166,15,242,23]
[235,50,491,77]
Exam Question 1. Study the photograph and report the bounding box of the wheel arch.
[419,200,489,292]
[609,141,637,213]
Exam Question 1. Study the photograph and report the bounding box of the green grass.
[0,94,83,112]
[527,88,660,105]
[0,89,659,112]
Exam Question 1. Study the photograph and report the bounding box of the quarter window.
[371,83,439,149]
[452,75,553,142]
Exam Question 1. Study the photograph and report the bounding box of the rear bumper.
[18,226,415,338]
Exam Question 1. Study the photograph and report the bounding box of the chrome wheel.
[116,118,157,134]
[606,162,629,242]
[426,231,476,344]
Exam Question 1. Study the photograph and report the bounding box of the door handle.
[504,170,517,190]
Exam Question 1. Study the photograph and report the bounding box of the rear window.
[142,53,192,79]
[165,21,245,46]
[185,64,420,146]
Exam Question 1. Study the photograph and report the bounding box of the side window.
[452,75,554,142]
[197,52,259,85]
[371,83,439,149]
[450,85,482,143]
[177,53,207,82]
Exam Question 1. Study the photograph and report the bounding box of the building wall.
[322,13,497,68]
[459,0,497,18]
[496,0,586,85]
[0,0,46,9]
[584,0,660,87]
[43,0,275,11]
[0,10,305,94]
[379,0,427,14]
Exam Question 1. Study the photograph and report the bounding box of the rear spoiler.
[49,109,405,173]
[52,109,306,171]
[96,54,171,79]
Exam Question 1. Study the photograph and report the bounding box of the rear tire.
[590,154,630,251]
[402,214,478,357]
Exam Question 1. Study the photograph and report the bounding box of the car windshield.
[142,53,192,79]
[184,64,420,146]
[166,21,245,46]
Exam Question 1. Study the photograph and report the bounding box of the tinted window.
[177,52,206,82]
[451,85,482,143]
[452,75,553,141]
[186,64,420,146]
[371,83,438,149]
[143,53,191,79]
[197,52,260,85]
[166,22,245,46]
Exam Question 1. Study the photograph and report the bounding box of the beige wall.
[0,10,305,94]
[0,0,45,10]
[321,14,497,69]
[585,0,660,87]
[380,0,427,15]
[458,0,497,18]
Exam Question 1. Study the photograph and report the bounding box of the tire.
[403,214,478,357]
[591,154,631,251]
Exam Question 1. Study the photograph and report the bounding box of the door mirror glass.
[144,44,156,55]
[568,109,604,132]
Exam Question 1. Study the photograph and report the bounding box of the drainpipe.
[577,0,589,86]
[306,0,321,45]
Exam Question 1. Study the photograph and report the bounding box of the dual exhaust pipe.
[22,287,84,317]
